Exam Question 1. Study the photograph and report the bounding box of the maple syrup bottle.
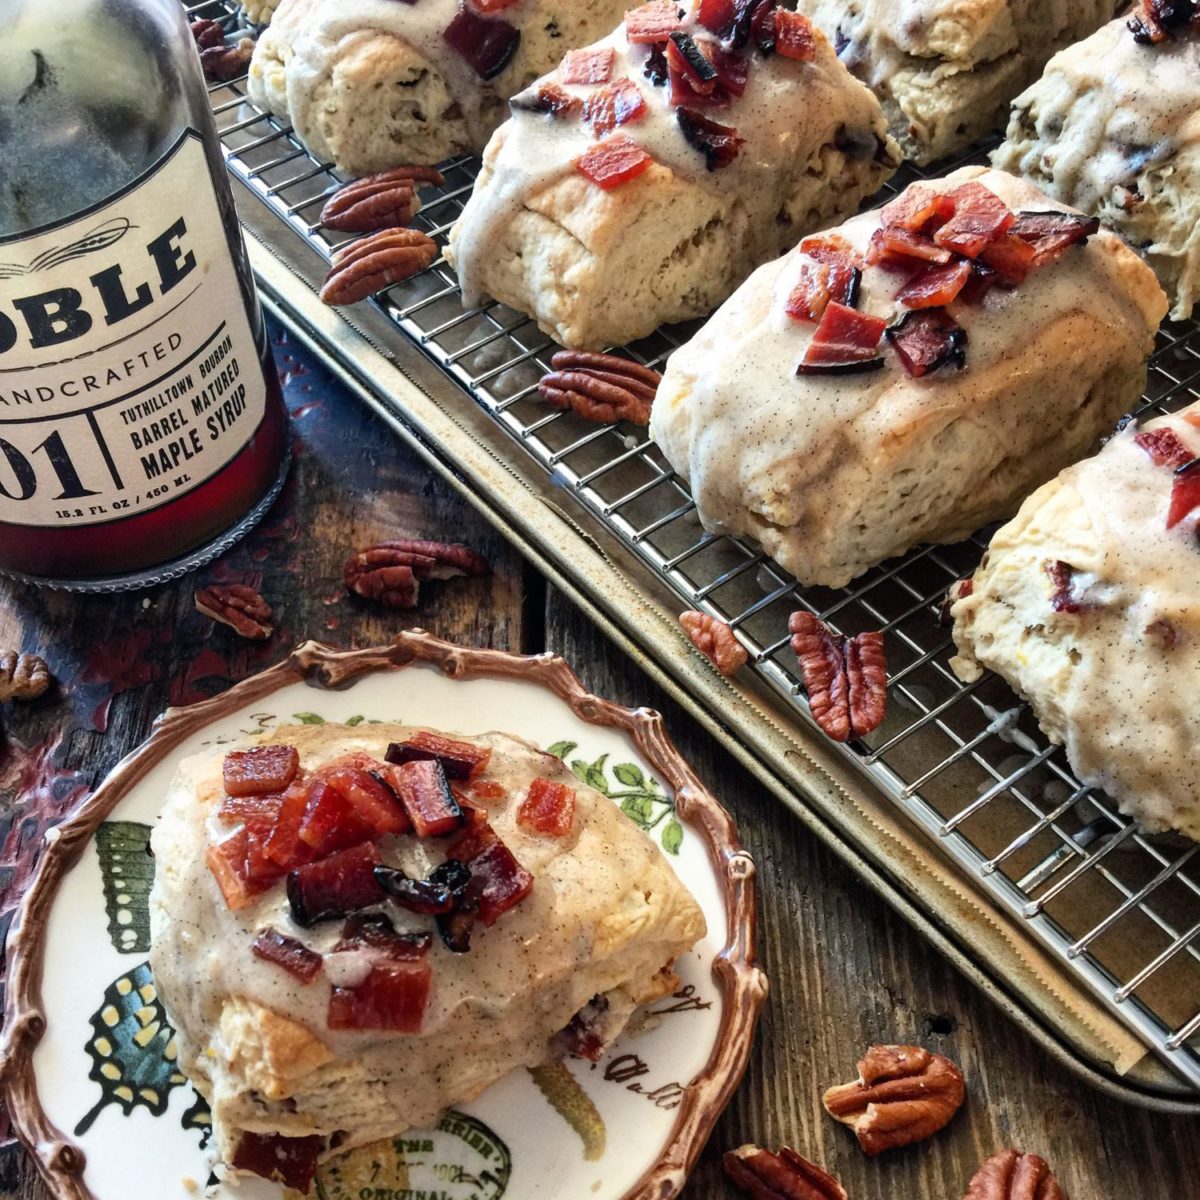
[0,0,289,589]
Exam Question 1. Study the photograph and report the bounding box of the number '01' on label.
[0,130,267,529]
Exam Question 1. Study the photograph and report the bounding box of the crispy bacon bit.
[583,78,649,136]
[1135,427,1193,469]
[298,779,375,857]
[1167,462,1200,528]
[668,31,718,91]
[697,0,739,39]
[511,82,581,116]
[625,0,683,42]
[463,778,507,803]
[1010,211,1100,267]
[774,8,816,59]
[749,0,779,52]
[252,928,322,983]
[977,232,1034,286]
[467,838,535,925]
[931,182,1015,259]
[868,226,953,268]
[374,859,473,914]
[708,43,749,95]
[262,784,314,871]
[518,777,577,837]
[896,260,972,309]
[334,912,432,960]
[232,1133,323,1193]
[561,46,616,84]
[789,612,887,741]
[577,134,655,188]
[324,767,411,836]
[958,260,998,305]
[798,302,887,374]
[1045,560,1082,614]
[799,234,862,309]
[442,6,521,80]
[447,801,499,863]
[206,829,269,911]
[286,842,385,928]
[386,730,493,780]
[558,994,611,1060]
[880,185,955,233]
[328,960,432,1033]
[224,745,299,797]
[677,108,744,169]
[385,759,464,837]
[219,790,283,835]
[885,308,966,377]
[786,260,835,323]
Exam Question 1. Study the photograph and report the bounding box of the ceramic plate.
[2,633,766,1200]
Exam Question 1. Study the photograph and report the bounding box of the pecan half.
[964,1149,1066,1200]
[199,36,255,82]
[788,612,887,741]
[679,610,748,675]
[723,1145,846,1200]
[538,351,661,425]
[320,229,439,306]
[195,584,274,640]
[823,1044,965,1154]
[344,539,489,608]
[320,166,446,234]
[0,651,51,702]
[190,18,225,50]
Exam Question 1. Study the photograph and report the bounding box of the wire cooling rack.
[189,0,1200,1090]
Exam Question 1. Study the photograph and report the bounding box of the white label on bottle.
[0,130,267,528]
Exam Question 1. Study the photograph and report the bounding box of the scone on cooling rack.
[993,9,1200,320]
[794,0,1115,165]
[649,167,1167,589]
[444,1,899,350]
[149,723,705,1193]
[949,405,1200,842]
[246,0,631,173]
[240,0,278,25]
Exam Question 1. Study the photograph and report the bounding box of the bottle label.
[0,130,267,529]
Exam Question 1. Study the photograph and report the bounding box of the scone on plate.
[795,0,1115,165]
[650,167,1167,588]
[950,405,1200,842]
[993,10,1200,320]
[445,1,899,349]
[247,0,631,172]
[149,723,705,1193]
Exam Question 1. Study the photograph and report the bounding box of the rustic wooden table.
[1,322,1196,1200]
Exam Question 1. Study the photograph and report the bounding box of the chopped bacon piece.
[867,226,952,268]
[375,859,473,914]
[798,302,887,374]
[384,759,464,837]
[885,308,967,377]
[1010,211,1100,266]
[561,46,616,84]
[931,182,1014,258]
[334,913,432,960]
[463,778,507,803]
[328,960,432,1033]
[442,7,521,80]
[323,767,410,836]
[676,108,744,169]
[577,134,655,188]
[1135,427,1194,469]
[206,828,270,911]
[386,731,493,780]
[774,8,816,59]
[518,777,577,837]
[879,185,955,233]
[625,0,683,42]
[232,1133,323,1193]
[785,260,834,323]
[466,839,535,926]
[286,842,385,927]
[297,779,375,857]
[1186,411,1200,430]
[1167,465,1200,528]
[958,260,998,305]
[709,44,749,96]
[252,928,322,983]
[447,801,499,862]
[697,0,740,39]
[262,783,315,870]
[223,744,299,797]
[799,234,862,306]
[1045,560,1082,614]
[583,78,649,136]
[978,230,1036,286]
[896,260,972,309]
[667,30,718,92]
[511,83,581,117]
[749,0,778,52]
[219,791,284,835]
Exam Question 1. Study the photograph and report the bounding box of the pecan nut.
[788,611,887,741]
[538,350,661,425]
[320,229,439,306]
[344,539,489,609]
[195,584,274,640]
[320,166,446,234]
[0,651,52,702]
[199,36,255,82]
[190,18,225,50]
[679,610,747,675]
[823,1044,965,1154]
[964,1149,1066,1200]
[723,1145,846,1200]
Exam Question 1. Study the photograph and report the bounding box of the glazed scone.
[650,167,1167,588]
[247,0,631,172]
[445,2,899,349]
[949,406,1200,841]
[993,15,1200,320]
[795,0,1115,165]
[149,724,705,1191]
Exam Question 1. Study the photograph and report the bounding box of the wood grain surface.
[0,323,1195,1200]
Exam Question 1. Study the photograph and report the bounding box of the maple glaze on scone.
[149,723,705,1192]
[951,406,1200,842]
[650,167,1167,588]
[446,1,898,349]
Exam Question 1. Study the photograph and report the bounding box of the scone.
[241,0,278,25]
[795,0,1115,165]
[993,12,1200,320]
[149,723,705,1192]
[650,167,1167,588]
[247,0,631,172]
[445,1,899,349]
[950,405,1200,841]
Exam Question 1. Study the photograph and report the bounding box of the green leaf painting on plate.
[95,821,154,954]
[75,961,186,1135]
